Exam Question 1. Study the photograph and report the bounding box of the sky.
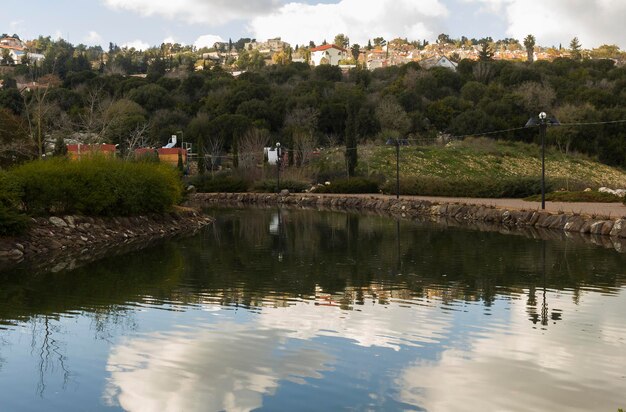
[3,0,626,50]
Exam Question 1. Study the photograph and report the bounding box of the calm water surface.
[0,208,625,411]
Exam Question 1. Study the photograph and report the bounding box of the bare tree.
[206,135,224,177]
[375,96,410,139]
[515,81,556,113]
[124,123,152,159]
[284,107,318,166]
[77,84,112,142]
[0,108,36,165]
[238,128,269,180]
[22,77,61,157]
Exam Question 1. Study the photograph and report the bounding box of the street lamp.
[275,142,281,193]
[525,112,559,210]
[386,137,409,199]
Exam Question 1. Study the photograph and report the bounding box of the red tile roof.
[310,44,347,53]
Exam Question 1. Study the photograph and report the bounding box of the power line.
[188,118,626,159]
[558,119,626,127]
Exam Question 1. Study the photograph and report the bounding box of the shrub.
[191,175,249,193]
[383,176,555,198]
[0,203,31,236]
[0,172,30,235]
[313,177,380,194]
[252,179,310,193]
[10,157,182,216]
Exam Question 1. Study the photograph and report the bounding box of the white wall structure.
[310,44,347,66]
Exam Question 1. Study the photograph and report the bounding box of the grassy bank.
[310,138,626,196]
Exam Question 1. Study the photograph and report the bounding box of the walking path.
[314,193,626,218]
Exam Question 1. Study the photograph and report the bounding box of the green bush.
[313,177,379,194]
[11,157,182,216]
[191,175,249,193]
[0,203,31,236]
[0,172,30,235]
[252,179,310,193]
[383,176,555,198]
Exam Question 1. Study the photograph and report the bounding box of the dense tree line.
[1,37,626,169]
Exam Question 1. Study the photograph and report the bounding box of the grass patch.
[311,139,626,196]
[525,191,623,203]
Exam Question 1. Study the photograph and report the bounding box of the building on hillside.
[0,37,25,50]
[310,44,347,66]
[419,55,458,71]
[244,38,290,53]
[67,144,117,160]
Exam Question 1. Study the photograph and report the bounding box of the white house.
[419,55,458,71]
[310,44,347,66]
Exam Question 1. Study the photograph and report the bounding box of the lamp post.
[386,137,408,199]
[525,112,559,210]
[275,142,281,193]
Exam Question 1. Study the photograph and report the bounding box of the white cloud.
[395,289,626,411]
[85,31,103,46]
[194,34,225,49]
[463,0,626,48]
[121,39,150,50]
[102,0,281,26]
[104,322,333,412]
[163,36,177,44]
[249,0,449,46]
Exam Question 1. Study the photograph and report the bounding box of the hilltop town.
[2,32,625,80]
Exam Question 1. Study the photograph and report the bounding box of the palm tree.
[524,34,536,63]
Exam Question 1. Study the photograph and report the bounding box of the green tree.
[376,96,410,139]
[437,33,452,44]
[523,34,536,63]
[1,48,14,65]
[334,34,349,49]
[345,103,358,177]
[478,41,494,61]
[570,37,582,60]
[351,44,361,62]
[52,135,68,156]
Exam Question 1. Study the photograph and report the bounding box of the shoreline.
[0,208,213,272]
[189,192,626,248]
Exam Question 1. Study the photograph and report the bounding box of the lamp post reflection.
[270,209,285,262]
[528,240,563,327]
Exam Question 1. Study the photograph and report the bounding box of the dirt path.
[313,193,626,218]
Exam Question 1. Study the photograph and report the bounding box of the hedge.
[10,157,182,216]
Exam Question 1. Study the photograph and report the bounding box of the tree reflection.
[0,208,625,398]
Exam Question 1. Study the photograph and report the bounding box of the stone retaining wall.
[190,192,626,238]
[0,209,212,271]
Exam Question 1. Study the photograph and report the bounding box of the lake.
[0,208,625,411]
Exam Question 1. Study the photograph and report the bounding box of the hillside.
[313,138,626,190]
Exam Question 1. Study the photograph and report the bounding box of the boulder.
[49,216,67,227]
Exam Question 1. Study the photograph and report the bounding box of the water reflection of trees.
[0,244,185,396]
[1,208,626,396]
[190,209,626,308]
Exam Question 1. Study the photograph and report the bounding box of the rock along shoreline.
[190,192,626,240]
[0,208,213,271]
